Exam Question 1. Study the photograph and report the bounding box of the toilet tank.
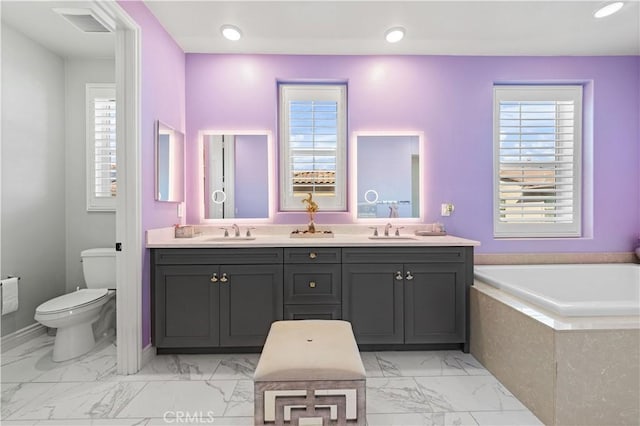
[81,248,116,289]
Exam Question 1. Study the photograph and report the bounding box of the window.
[493,85,582,237]
[279,83,347,211]
[86,83,116,211]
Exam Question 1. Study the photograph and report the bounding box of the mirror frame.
[197,130,275,223]
[155,120,185,203]
[349,130,425,223]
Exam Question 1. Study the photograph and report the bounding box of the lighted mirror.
[199,131,273,221]
[351,132,423,220]
[155,121,185,202]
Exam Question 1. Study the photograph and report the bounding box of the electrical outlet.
[177,203,184,218]
[441,203,454,216]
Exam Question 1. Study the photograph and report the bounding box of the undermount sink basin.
[205,236,256,242]
[368,236,417,240]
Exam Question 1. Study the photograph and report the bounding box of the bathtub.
[474,263,640,317]
[471,263,640,425]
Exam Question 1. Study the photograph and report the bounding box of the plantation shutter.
[86,84,116,211]
[493,86,582,237]
[279,84,347,211]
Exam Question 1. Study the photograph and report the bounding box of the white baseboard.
[1,323,47,353]
[141,343,156,369]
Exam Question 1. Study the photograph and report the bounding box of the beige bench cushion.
[254,320,366,382]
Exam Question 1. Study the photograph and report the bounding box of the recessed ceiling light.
[593,1,624,18]
[221,25,242,41]
[385,27,405,43]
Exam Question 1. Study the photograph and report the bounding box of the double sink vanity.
[151,126,479,353]
[147,226,479,354]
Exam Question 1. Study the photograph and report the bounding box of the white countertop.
[146,225,480,248]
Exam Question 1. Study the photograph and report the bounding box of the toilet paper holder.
[1,276,21,285]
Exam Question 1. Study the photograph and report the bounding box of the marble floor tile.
[116,380,237,419]
[4,381,146,420]
[470,410,543,425]
[367,411,479,426]
[366,377,433,414]
[2,335,55,359]
[1,334,542,426]
[2,419,153,425]
[360,352,384,377]
[2,337,117,384]
[210,354,259,380]
[414,376,527,413]
[223,380,254,417]
[375,351,470,377]
[120,354,221,381]
[445,352,490,376]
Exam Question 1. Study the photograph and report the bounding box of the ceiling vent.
[53,8,114,33]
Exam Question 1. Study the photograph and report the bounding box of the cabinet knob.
[219,273,229,283]
[395,271,403,281]
[210,273,218,283]
[405,271,414,281]
[309,252,317,259]
[309,281,316,288]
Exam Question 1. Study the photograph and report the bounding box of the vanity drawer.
[342,247,466,264]
[284,264,341,304]
[284,247,341,264]
[154,248,283,265]
[284,304,341,320]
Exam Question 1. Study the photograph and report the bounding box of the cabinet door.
[403,263,466,344]
[342,263,403,344]
[154,265,220,348]
[219,264,283,347]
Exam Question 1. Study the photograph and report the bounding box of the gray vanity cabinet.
[152,248,283,350]
[154,265,221,348]
[283,248,342,320]
[342,247,471,349]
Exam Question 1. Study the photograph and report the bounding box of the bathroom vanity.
[149,229,478,353]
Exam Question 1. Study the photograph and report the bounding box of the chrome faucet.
[384,222,393,237]
[231,223,240,237]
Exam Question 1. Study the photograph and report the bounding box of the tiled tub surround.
[1,333,543,425]
[471,280,640,426]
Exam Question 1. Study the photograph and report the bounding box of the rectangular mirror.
[155,121,185,202]
[351,131,424,221]
[199,131,273,221]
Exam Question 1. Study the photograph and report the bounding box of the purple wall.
[186,54,639,254]
[118,1,186,347]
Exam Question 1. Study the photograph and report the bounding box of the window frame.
[493,85,583,238]
[86,83,116,212]
[278,83,347,212]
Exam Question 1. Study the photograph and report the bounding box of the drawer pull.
[309,252,317,259]
[220,273,229,283]
[405,271,414,281]
[309,281,316,288]
[395,271,403,281]
[210,273,218,283]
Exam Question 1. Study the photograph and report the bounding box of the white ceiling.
[1,1,114,59]
[145,0,640,56]
[1,1,637,58]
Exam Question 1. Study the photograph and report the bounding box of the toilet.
[35,248,116,362]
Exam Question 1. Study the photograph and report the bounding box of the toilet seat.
[36,289,109,315]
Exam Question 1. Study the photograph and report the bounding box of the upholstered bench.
[254,320,366,426]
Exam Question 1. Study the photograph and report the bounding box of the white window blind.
[493,85,582,237]
[279,84,347,211]
[86,84,116,211]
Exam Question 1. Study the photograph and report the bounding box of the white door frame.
[94,0,142,375]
